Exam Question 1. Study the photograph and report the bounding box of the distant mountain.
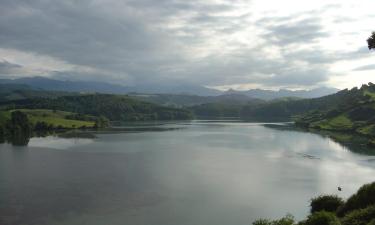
[0,77,131,94]
[132,93,263,107]
[225,87,339,100]
[0,77,339,98]
[0,77,221,96]
[130,83,222,96]
[0,83,77,102]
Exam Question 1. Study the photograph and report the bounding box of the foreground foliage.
[310,195,344,213]
[253,182,375,225]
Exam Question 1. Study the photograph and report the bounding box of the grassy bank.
[2,109,96,129]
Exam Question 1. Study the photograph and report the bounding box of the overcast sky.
[0,0,374,90]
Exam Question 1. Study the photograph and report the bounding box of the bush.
[304,211,340,225]
[6,111,32,134]
[272,214,295,225]
[337,182,375,216]
[252,215,294,225]
[0,125,5,143]
[310,195,344,213]
[341,205,375,225]
[34,121,50,131]
[253,219,272,225]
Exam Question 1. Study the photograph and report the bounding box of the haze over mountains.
[0,77,339,100]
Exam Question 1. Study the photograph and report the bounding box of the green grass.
[357,124,375,136]
[364,90,375,100]
[0,111,10,126]
[10,109,95,129]
[313,114,354,131]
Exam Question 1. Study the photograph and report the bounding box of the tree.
[310,195,344,213]
[6,111,32,134]
[367,32,375,50]
[5,111,32,146]
[0,125,5,143]
[94,116,110,129]
[303,211,340,225]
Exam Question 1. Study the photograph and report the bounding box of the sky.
[0,0,374,90]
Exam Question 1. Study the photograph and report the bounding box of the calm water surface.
[1,121,374,225]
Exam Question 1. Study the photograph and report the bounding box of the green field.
[0,111,10,126]
[312,114,354,131]
[6,109,95,129]
[357,124,375,136]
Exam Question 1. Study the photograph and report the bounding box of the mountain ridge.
[0,76,339,99]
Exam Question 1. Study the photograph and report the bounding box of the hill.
[133,93,264,108]
[0,109,96,129]
[0,77,221,96]
[225,87,339,100]
[0,77,338,99]
[188,95,264,118]
[0,83,79,102]
[295,83,375,145]
[0,94,193,121]
[240,84,373,122]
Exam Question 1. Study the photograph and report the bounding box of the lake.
[1,121,374,225]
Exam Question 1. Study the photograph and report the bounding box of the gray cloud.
[353,64,375,71]
[0,60,23,77]
[261,17,329,45]
[0,0,372,89]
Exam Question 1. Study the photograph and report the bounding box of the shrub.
[34,121,50,131]
[341,205,375,225]
[272,214,295,225]
[0,125,5,143]
[304,211,340,225]
[337,182,375,216]
[253,219,272,225]
[6,111,32,134]
[310,195,344,213]
[252,215,294,225]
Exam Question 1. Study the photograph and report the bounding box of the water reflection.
[0,121,374,225]
[0,130,31,146]
[263,123,375,155]
[0,122,185,147]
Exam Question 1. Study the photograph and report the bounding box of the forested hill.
[240,83,375,122]
[295,83,375,143]
[0,94,193,121]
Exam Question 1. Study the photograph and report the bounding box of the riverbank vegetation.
[0,109,108,145]
[253,181,375,225]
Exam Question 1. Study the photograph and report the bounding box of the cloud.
[353,64,375,71]
[0,0,373,90]
[0,60,22,71]
[260,17,329,45]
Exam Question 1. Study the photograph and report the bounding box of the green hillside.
[295,83,375,146]
[0,109,96,129]
[0,94,193,121]
[0,83,78,102]
[240,83,374,121]
[189,102,244,118]
[16,109,95,128]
